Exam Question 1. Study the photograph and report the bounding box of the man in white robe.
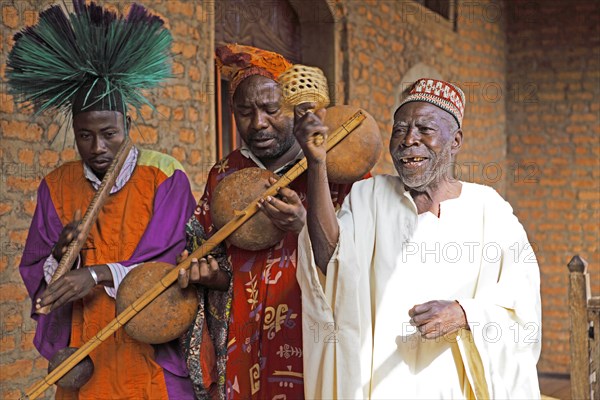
[292,78,542,399]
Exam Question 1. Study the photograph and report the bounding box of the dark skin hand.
[52,209,83,261]
[257,177,307,235]
[38,209,113,312]
[177,250,230,291]
[177,183,306,289]
[408,300,469,339]
[36,265,113,312]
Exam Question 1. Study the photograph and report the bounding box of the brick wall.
[506,0,600,374]
[341,0,509,195]
[0,1,213,397]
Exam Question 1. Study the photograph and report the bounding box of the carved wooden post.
[568,255,591,400]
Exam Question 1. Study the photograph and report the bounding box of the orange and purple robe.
[19,148,196,399]
[182,149,355,399]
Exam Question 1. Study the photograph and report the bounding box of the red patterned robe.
[183,149,355,399]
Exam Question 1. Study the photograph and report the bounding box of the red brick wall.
[0,1,213,397]
[506,0,600,374]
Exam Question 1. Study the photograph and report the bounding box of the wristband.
[89,267,99,285]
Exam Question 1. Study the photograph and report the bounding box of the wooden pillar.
[588,296,599,400]
[568,255,591,400]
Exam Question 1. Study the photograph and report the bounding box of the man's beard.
[248,130,296,160]
[392,145,454,192]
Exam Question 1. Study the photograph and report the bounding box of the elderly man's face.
[390,102,462,191]
[232,75,295,161]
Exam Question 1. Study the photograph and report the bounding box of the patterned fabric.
[181,217,232,400]
[216,44,292,99]
[183,150,354,400]
[398,78,466,127]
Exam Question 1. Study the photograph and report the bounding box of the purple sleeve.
[119,169,196,267]
[117,169,196,380]
[18,179,72,360]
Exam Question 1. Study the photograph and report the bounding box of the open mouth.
[401,156,428,167]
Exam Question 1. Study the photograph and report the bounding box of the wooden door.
[215,0,302,159]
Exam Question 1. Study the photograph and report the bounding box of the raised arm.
[293,104,339,274]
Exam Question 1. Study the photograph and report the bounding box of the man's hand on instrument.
[52,209,84,262]
[293,102,328,165]
[408,300,469,339]
[36,267,101,311]
[178,256,229,291]
[258,177,306,234]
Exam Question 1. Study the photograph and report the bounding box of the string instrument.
[211,65,382,251]
[210,105,382,251]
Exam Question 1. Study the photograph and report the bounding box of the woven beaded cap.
[397,78,466,127]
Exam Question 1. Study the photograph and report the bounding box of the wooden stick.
[37,138,134,315]
[567,255,591,400]
[23,111,366,400]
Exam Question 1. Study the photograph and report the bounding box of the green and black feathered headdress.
[7,0,172,117]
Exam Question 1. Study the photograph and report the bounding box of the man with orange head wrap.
[178,44,356,399]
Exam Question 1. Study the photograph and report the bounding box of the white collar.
[83,147,139,194]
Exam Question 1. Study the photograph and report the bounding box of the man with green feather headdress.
[9,1,196,398]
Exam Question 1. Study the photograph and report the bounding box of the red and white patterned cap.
[397,78,466,127]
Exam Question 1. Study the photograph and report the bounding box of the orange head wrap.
[216,44,292,100]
